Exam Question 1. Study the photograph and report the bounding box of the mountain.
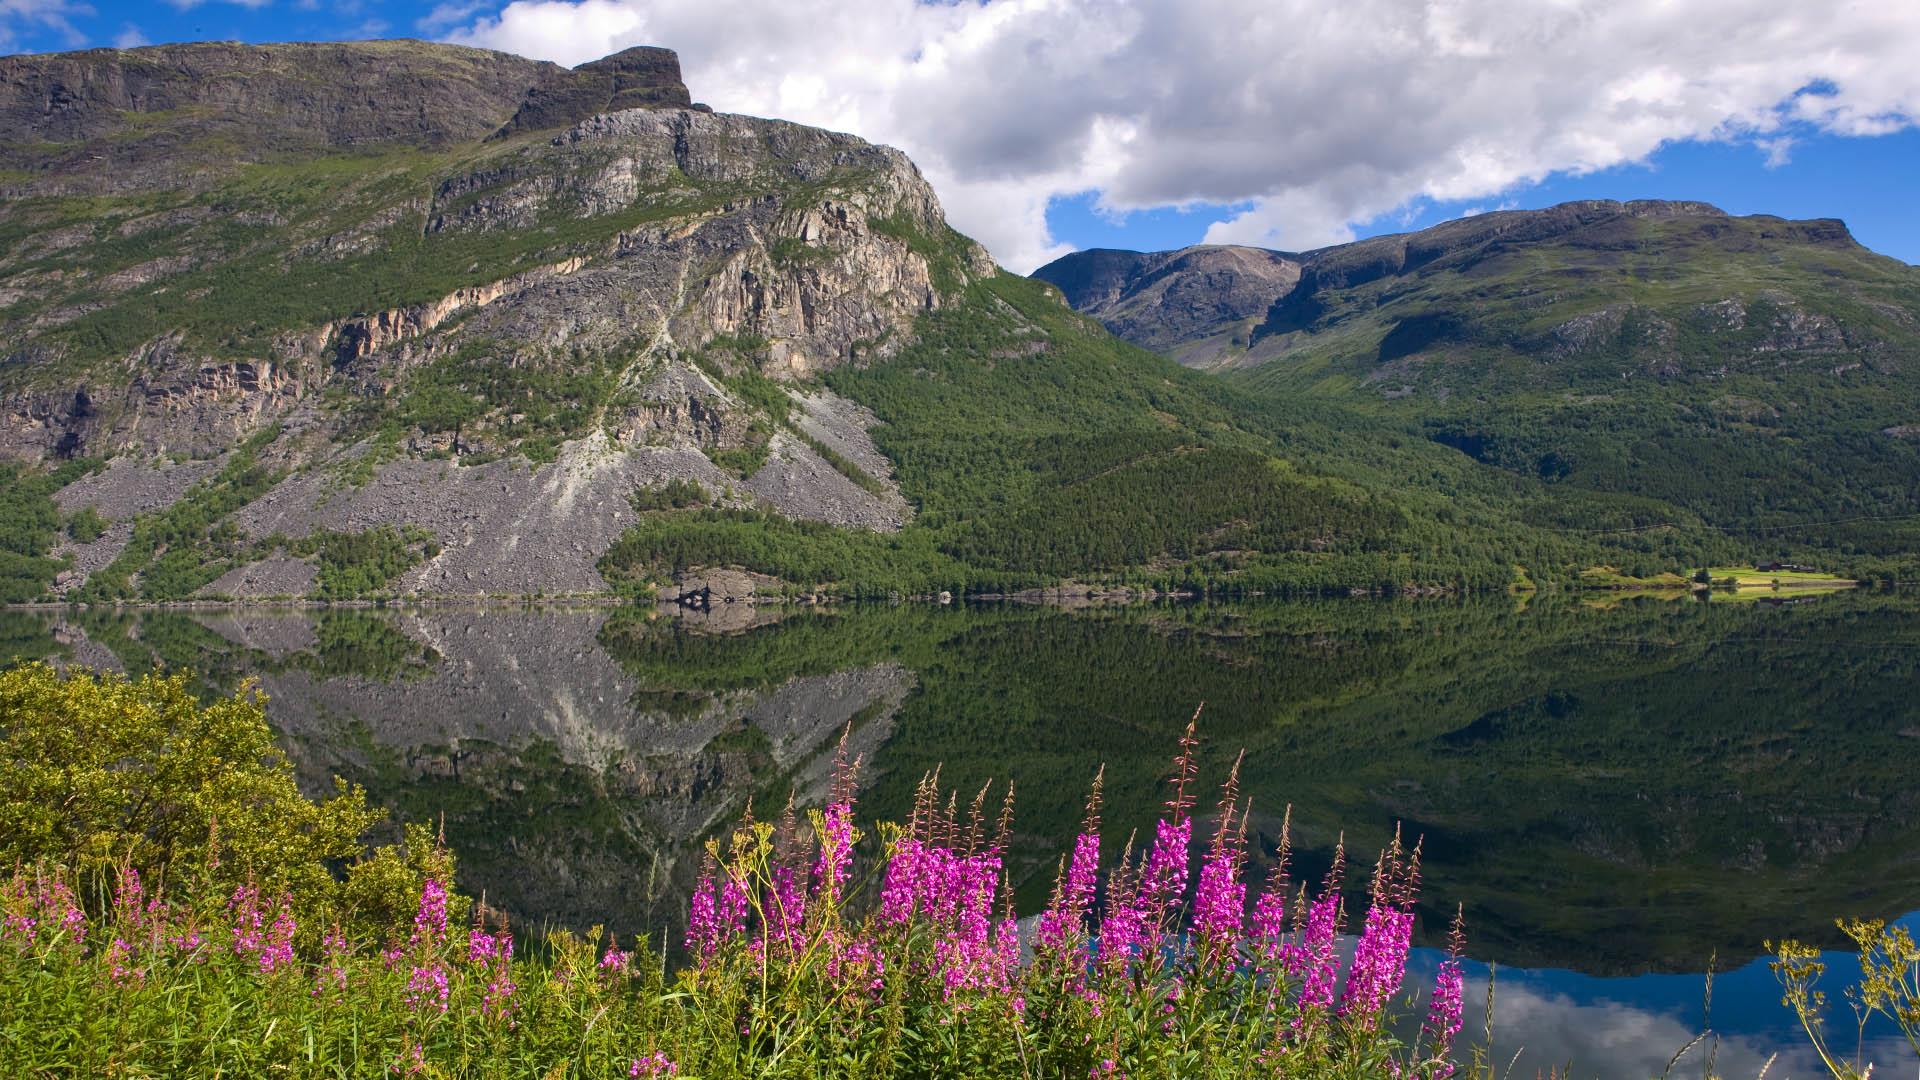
[0,40,1543,605]
[1034,202,1920,571]
[1032,244,1301,367]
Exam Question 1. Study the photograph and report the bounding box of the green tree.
[0,663,381,902]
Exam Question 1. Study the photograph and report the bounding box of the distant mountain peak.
[1032,198,1873,370]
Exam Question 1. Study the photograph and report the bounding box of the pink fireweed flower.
[764,864,809,954]
[228,885,265,962]
[931,852,1012,997]
[686,866,720,957]
[1191,756,1249,958]
[411,879,449,950]
[405,962,451,1012]
[107,935,142,984]
[1339,903,1415,1025]
[994,915,1022,983]
[827,935,887,995]
[1249,880,1288,968]
[260,893,297,974]
[600,946,633,976]
[483,942,518,1018]
[1038,769,1102,952]
[315,927,351,998]
[813,800,855,908]
[468,927,503,965]
[1422,957,1465,1076]
[170,927,205,955]
[688,863,749,960]
[629,1051,677,1077]
[1421,906,1469,1076]
[1037,831,1099,950]
[10,876,88,946]
[230,887,297,975]
[1249,809,1293,973]
[1137,816,1192,934]
[1098,850,1148,968]
[1190,844,1246,954]
[3,877,41,945]
[113,866,147,930]
[1293,892,1341,1012]
[1292,846,1346,1022]
[879,837,924,925]
[1341,832,1422,1025]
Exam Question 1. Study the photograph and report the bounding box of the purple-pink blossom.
[629,1051,677,1077]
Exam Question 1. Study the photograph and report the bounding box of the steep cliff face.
[0,40,993,600]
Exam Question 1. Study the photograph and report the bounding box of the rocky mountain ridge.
[1031,199,1892,373]
[1,40,999,601]
[0,41,700,191]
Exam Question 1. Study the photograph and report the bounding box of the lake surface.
[7,591,1919,1077]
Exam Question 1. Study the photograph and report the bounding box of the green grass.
[1705,566,1857,586]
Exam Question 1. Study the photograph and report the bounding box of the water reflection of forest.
[5,591,1918,975]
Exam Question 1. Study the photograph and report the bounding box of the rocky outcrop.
[495,46,703,139]
[199,554,318,599]
[330,258,588,368]
[1032,245,1301,368]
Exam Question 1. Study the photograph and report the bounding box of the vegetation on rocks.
[0,459,98,603]
[74,429,284,603]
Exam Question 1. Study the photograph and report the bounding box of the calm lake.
[7,591,1919,1077]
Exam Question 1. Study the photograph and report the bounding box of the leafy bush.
[0,663,380,902]
[629,479,710,512]
[64,506,107,544]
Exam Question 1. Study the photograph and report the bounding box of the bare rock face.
[496,46,701,138]
[200,553,317,599]
[1034,245,1302,368]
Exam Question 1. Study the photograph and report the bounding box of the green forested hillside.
[1035,202,1920,585]
[600,270,1683,596]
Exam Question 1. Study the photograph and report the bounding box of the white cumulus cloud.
[0,0,92,54]
[445,0,1920,271]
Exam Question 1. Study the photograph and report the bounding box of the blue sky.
[10,0,1920,270]
[1045,129,1920,263]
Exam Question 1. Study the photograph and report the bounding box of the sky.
[7,0,1920,273]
